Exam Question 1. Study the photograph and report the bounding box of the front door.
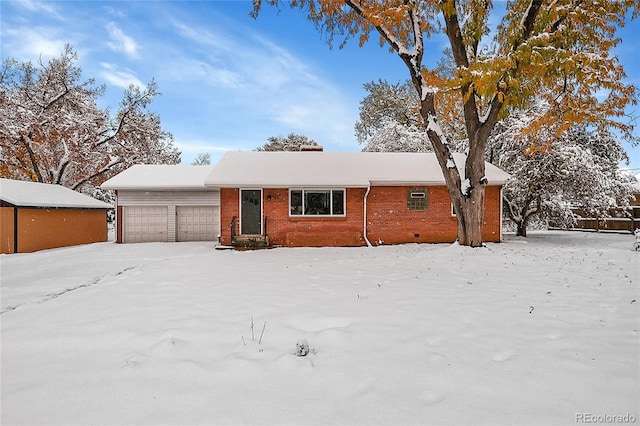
[241,189,262,234]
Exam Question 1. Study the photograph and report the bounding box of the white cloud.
[15,0,61,18]
[106,22,138,57]
[164,59,243,89]
[172,22,233,53]
[99,63,144,89]
[1,27,67,61]
[103,6,126,19]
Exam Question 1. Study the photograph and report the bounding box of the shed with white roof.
[0,178,112,253]
[101,165,219,243]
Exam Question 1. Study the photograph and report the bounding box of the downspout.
[363,185,372,247]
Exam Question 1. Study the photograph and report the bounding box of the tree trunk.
[456,186,486,246]
[516,196,540,238]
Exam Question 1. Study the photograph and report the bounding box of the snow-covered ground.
[1,231,638,425]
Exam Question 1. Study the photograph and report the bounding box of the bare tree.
[191,152,211,165]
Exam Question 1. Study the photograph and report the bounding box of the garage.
[101,165,220,244]
[123,206,168,243]
[177,206,219,241]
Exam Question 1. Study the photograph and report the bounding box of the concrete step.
[233,235,270,249]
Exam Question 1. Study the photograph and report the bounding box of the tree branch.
[503,194,521,223]
[18,132,43,182]
[70,156,127,190]
[516,0,545,51]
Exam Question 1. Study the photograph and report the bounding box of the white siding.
[117,190,220,206]
[167,205,176,242]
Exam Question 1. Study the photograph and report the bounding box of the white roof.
[0,179,112,209]
[101,165,217,190]
[204,151,510,188]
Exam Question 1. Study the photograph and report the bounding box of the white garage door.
[177,206,219,241]
[124,206,168,243]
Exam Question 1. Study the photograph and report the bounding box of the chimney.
[299,145,324,152]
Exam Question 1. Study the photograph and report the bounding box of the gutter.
[363,185,372,247]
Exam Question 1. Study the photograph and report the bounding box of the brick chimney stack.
[299,145,324,152]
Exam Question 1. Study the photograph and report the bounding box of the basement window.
[290,189,345,216]
[407,188,428,210]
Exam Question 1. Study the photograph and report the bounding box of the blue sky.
[1,1,639,172]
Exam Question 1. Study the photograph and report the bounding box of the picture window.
[290,189,345,216]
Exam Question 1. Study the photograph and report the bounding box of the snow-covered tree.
[0,44,180,192]
[252,0,638,246]
[356,79,636,237]
[255,133,320,151]
[191,152,211,165]
[362,120,433,152]
[355,80,420,143]
[490,102,635,236]
[355,78,465,152]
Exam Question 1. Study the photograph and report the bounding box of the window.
[290,189,345,216]
[407,188,428,210]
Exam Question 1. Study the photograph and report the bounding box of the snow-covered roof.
[101,165,217,190]
[0,179,113,209]
[204,151,510,188]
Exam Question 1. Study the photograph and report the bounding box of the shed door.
[241,190,262,234]
[123,206,168,243]
[177,206,220,241]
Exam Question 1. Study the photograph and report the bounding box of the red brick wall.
[366,186,457,244]
[220,188,239,246]
[220,186,503,247]
[219,188,365,246]
[264,188,365,247]
[483,185,502,242]
[116,205,123,244]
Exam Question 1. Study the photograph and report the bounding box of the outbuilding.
[204,151,510,247]
[101,165,219,243]
[0,178,112,254]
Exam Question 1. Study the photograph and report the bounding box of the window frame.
[406,187,428,211]
[289,188,346,217]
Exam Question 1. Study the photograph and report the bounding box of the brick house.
[204,151,510,247]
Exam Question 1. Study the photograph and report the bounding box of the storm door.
[240,189,262,234]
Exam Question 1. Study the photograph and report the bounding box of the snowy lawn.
[1,231,638,425]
